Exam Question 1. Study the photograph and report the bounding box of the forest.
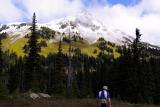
[0,13,160,105]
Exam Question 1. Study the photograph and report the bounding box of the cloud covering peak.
[0,0,160,45]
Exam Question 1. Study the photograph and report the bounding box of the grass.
[2,36,120,58]
[2,37,27,56]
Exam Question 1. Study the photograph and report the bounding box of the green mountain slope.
[2,36,120,58]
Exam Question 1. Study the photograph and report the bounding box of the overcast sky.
[0,0,160,45]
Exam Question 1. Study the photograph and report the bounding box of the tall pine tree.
[24,13,42,92]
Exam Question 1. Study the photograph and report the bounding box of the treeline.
[0,13,160,105]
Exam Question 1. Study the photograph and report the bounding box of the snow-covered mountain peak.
[0,11,132,45]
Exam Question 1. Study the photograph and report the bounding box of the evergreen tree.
[24,13,42,92]
[131,28,143,102]
[132,28,142,62]
[0,36,8,97]
[7,56,24,94]
[0,36,2,77]
[97,37,107,53]
[45,53,56,94]
[52,38,66,95]
[7,63,18,94]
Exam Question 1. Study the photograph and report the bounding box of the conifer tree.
[132,28,142,62]
[0,36,2,76]
[53,37,66,95]
[132,28,143,102]
[24,13,42,92]
[0,36,4,95]
[7,63,18,94]
[0,36,8,96]
[97,37,107,54]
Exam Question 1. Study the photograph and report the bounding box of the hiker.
[96,86,111,107]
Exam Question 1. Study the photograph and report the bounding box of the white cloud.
[0,0,22,23]
[21,0,84,22]
[0,0,85,23]
[87,0,160,45]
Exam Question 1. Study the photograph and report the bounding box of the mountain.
[0,11,159,57]
[0,11,133,45]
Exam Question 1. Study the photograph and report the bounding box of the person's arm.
[107,98,111,107]
[107,91,111,107]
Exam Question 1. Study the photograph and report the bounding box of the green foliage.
[38,26,56,39]
[0,37,2,72]
[24,13,42,92]
[53,52,66,95]
[7,65,19,94]
[53,41,66,95]
[63,36,70,43]
[0,25,9,32]
[39,40,47,47]
[0,37,8,97]
[0,33,7,39]
[0,83,8,97]
[97,37,107,52]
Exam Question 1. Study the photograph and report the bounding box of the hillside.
[0,11,159,58]
[1,34,120,58]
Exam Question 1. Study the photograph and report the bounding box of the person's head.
[103,86,108,90]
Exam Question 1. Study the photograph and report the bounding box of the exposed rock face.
[30,93,51,99]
